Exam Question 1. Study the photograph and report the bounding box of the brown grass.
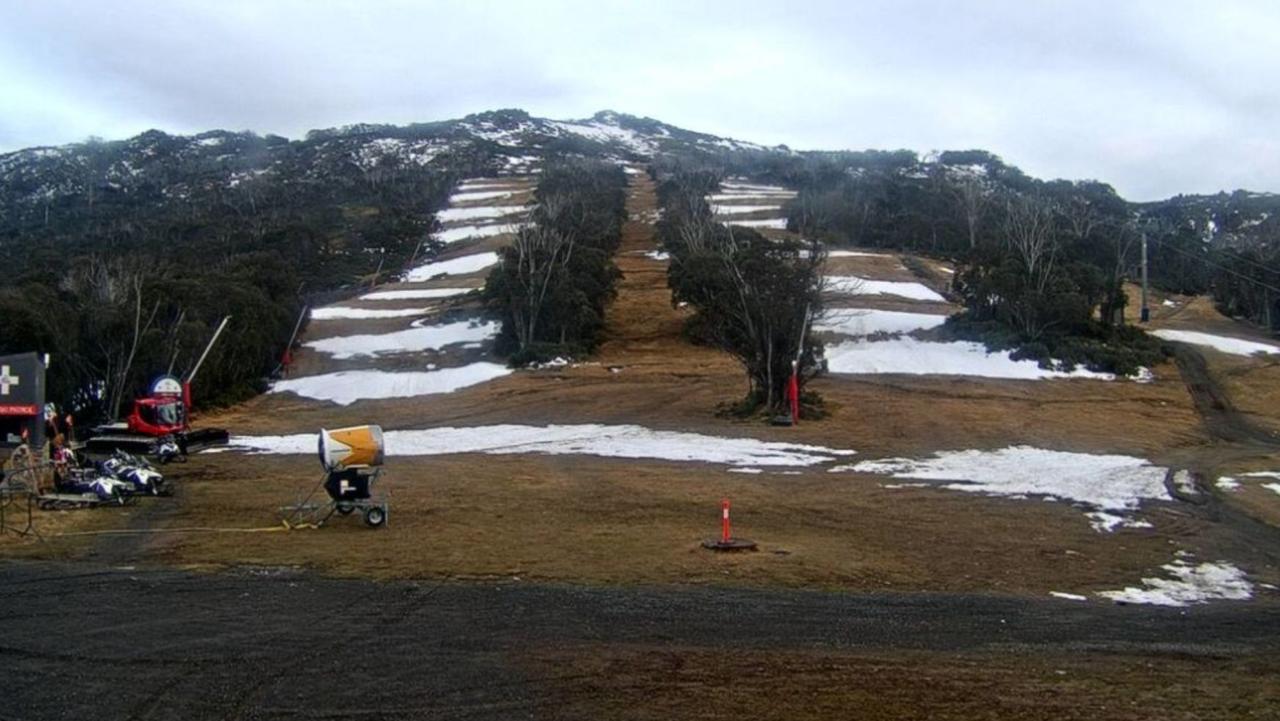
[6,173,1280,596]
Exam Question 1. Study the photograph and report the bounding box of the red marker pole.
[703,497,756,552]
[721,498,731,543]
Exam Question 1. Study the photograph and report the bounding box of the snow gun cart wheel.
[363,505,387,528]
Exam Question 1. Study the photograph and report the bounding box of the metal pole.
[1140,232,1150,323]
[186,315,231,385]
[284,306,308,352]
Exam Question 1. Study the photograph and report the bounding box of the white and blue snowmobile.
[99,451,170,496]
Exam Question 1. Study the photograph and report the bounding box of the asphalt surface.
[2,560,1278,720]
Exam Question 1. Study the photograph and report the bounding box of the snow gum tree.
[657,173,825,415]
[484,161,626,364]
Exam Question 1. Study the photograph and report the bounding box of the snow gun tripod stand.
[280,467,388,529]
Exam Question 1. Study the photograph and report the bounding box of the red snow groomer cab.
[85,379,230,461]
[129,388,187,437]
[84,317,232,461]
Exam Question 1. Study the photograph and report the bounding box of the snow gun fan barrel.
[318,425,385,471]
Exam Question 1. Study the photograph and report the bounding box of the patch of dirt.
[530,645,1280,721]
[1168,344,1280,447]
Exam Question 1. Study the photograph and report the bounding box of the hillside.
[4,111,1280,720]
[0,109,780,210]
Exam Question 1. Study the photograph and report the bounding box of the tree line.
[659,144,1277,338]
[0,130,459,420]
[684,149,1276,374]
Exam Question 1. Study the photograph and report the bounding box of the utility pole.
[1140,232,1149,323]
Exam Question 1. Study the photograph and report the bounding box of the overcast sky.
[1,0,1277,200]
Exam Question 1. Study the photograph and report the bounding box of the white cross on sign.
[0,366,18,396]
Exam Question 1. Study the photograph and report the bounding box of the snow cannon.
[318,425,385,472]
[284,425,388,528]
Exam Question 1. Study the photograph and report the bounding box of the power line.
[1144,233,1280,296]
[1218,245,1280,277]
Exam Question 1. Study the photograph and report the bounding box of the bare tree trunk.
[110,276,160,420]
[951,176,990,250]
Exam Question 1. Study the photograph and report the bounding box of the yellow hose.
[51,520,320,537]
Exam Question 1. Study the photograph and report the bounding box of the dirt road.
[3,559,1277,720]
[1169,343,1280,447]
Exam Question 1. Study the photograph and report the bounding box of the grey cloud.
[1,0,1277,200]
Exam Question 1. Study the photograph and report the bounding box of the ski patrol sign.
[0,353,46,448]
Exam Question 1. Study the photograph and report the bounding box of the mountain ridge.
[1,108,1277,255]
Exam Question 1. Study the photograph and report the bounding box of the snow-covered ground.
[1214,471,1280,493]
[827,250,895,258]
[825,337,1114,380]
[814,309,949,337]
[404,252,499,281]
[1229,471,1280,497]
[1099,557,1253,606]
[438,205,525,224]
[359,288,472,301]
[1151,329,1280,356]
[449,189,515,203]
[437,223,521,244]
[546,118,656,155]
[304,319,500,359]
[711,204,783,216]
[721,182,792,192]
[718,182,797,197]
[825,275,946,302]
[310,306,429,320]
[1049,592,1088,601]
[454,181,513,191]
[836,445,1169,531]
[705,180,794,231]
[270,363,512,405]
[708,192,795,202]
[230,423,857,467]
[725,217,789,230]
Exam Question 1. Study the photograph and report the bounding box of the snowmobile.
[84,317,232,461]
[39,465,135,509]
[99,450,170,496]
